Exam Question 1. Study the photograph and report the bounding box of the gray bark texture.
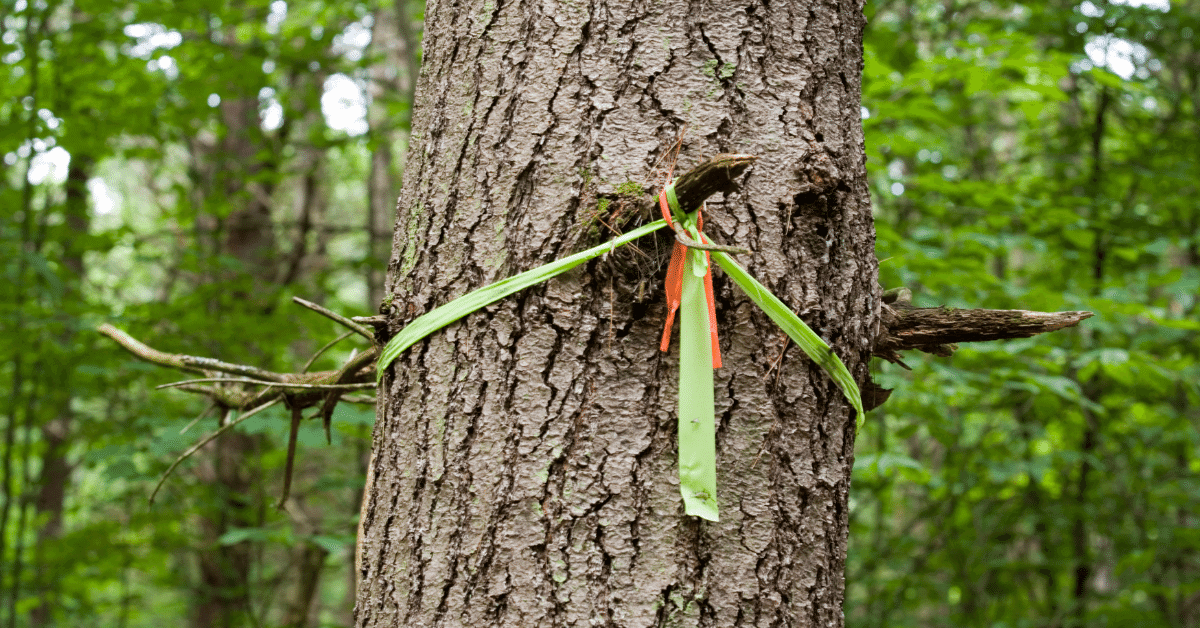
[356,0,878,625]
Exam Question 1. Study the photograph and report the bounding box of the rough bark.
[882,307,1093,347]
[358,0,876,626]
[875,304,1093,361]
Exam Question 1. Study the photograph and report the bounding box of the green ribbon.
[678,248,719,521]
[376,180,867,524]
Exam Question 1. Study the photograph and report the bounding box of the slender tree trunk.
[281,542,330,628]
[0,8,44,615]
[1070,86,1111,627]
[365,0,420,310]
[28,153,94,628]
[357,0,877,625]
[191,426,257,628]
[9,373,38,628]
[187,85,281,628]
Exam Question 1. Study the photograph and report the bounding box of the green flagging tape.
[374,182,866,522]
[377,219,669,380]
[711,252,865,426]
[661,184,707,275]
[678,249,719,521]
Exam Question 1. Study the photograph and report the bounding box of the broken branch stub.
[877,304,1094,356]
[865,290,1094,409]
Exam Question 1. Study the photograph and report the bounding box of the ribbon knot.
[659,188,722,368]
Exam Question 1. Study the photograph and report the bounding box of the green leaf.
[854,452,931,484]
[377,220,669,380]
[308,534,353,554]
[711,253,866,425]
[677,252,719,521]
[218,526,290,546]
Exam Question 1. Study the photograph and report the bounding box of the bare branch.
[670,220,751,254]
[98,324,287,382]
[156,377,376,392]
[279,404,303,508]
[670,154,758,213]
[316,346,380,443]
[180,402,217,434]
[352,315,387,328]
[150,399,281,504]
[292,297,375,341]
[100,324,378,413]
[876,304,1094,358]
[303,330,356,372]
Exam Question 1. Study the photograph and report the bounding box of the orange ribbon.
[659,189,722,368]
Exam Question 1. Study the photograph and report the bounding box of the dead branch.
[149,399,280,503]
[100,300,379,505]
[862,289,1093,410]
[669,153,758,212]
[100,324,376,410]
[156,378,376,392]
[98,323,287,382]
[303,331,355,372]
[876,303,1094,360]
[293,296,375,341]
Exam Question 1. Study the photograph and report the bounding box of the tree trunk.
[365,0,420,310]
[28,153,94,627]
[187,85,281,628]
[357,0,877,625]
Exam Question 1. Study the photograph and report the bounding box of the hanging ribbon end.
[682,488,720,521]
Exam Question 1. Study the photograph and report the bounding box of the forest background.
[1,0,1197,626]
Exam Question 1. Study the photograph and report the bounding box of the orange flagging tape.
[658,188,722,368]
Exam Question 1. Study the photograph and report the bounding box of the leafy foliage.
[1,0,417,625]
[1,0,1196,625]
[849,0,1200,625]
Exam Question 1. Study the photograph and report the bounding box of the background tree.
[849,0,1200,626]
[1,1,419,626]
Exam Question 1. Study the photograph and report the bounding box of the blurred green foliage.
[850,0,1200,626]
[0,0,1196,626]
[1,0,417,625]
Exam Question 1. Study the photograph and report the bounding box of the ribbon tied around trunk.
[375,165,865,524]
[658,182,722,521]
[659,184,722,369]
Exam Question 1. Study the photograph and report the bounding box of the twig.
[316,346,380,443]
[671,221,750,254]
[99,324,287,382]
[278,404,303,508]
[180,402,216,434]
[668,154,758,214]
[652,123,689,185]
[292,297,375,341]
[336,347,378,381]
[171,383,220,396]
[302,331,356,372]
[763,332,789,382]
[150,399,281,503]
[352,315,388,328]
[156,378,375,391]
[876,306,1095,356]
[592,212,653,261]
